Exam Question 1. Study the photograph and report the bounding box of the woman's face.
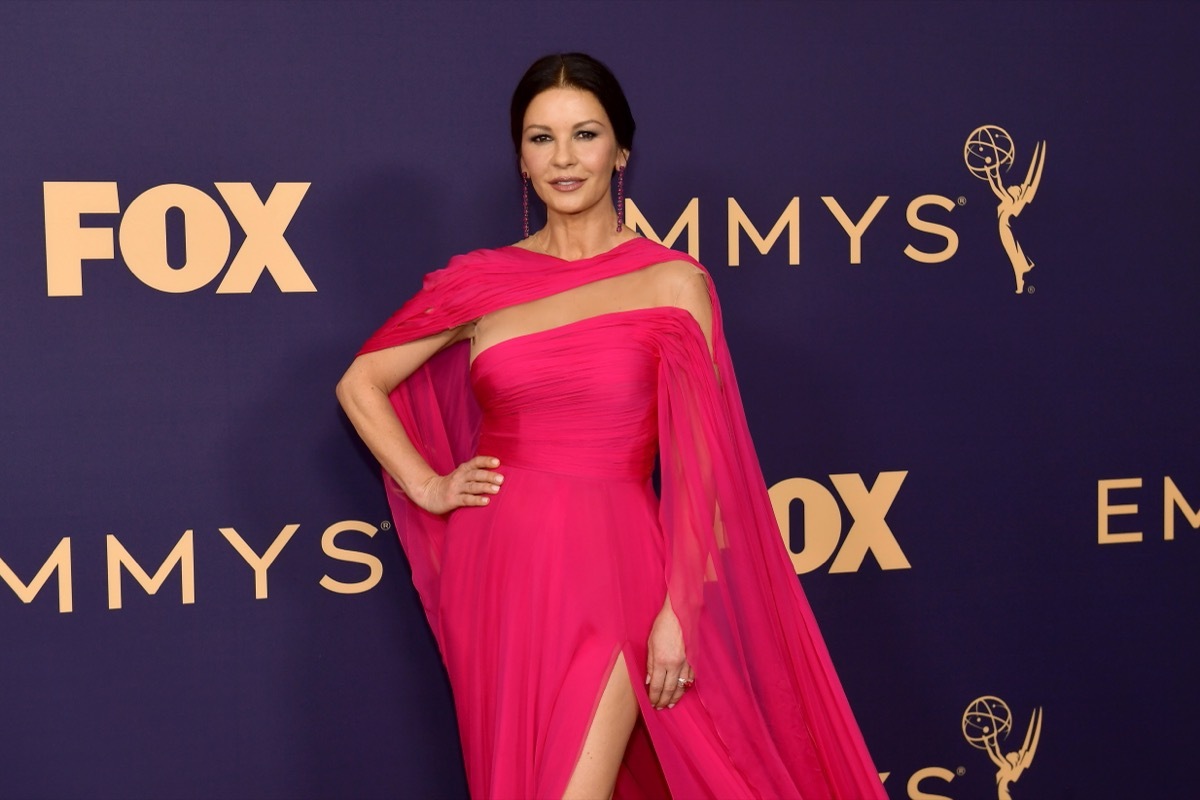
[519,87,629,224]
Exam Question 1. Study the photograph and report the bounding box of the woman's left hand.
[645,600,694,710]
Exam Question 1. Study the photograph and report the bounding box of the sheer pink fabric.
[359,238,884,799]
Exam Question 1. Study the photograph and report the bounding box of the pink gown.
[359,239,885,799]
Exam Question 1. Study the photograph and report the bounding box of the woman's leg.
[562,652,640,800]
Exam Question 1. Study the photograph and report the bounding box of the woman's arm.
[335,325,502,514]
[645,263,715,710]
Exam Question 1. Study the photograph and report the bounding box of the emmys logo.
[963,126,1047,294]
[0,519,386,613]
[1097,475,1200,545]
[962,696,1043,800]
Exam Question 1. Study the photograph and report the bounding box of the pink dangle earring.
[615,165,625,233]
[521,171,530,239]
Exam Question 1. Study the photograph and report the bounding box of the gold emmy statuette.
[962,695,1043,800]
[964,126,1047,294]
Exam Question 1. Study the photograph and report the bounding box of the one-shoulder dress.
[358,239,885,799]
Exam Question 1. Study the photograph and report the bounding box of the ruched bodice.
[441,308,682,798]
[471,309,671,482]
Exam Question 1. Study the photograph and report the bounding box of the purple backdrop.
[2,2,1197,798]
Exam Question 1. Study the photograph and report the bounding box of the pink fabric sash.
[359,238,885,798]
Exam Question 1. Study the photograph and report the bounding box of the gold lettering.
[908,766,955,800]
[215,182,315,293]
[319,520,383,594]
[828,471,912,573]
[625,197,699,260]
[106,530,195,609]
[118,184,231,292]
[1163,476,1200,541]
[727,197,799,266]
[903,194,959,263]
[1097,478,1143,544]
[769,478,842,574]
[44,181,120,296]
[821,195,887,264]
[220,524,300,599]
[0,538,73,613]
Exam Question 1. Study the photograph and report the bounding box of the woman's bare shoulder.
[643,259,706,301]
[647,257,704,277]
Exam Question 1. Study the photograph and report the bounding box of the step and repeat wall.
[2,2,1196,798]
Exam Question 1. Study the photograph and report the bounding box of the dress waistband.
[477,429,655,483]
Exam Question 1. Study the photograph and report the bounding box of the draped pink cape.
[359,238,884,799]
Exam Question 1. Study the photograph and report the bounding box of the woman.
[337,53,885,800]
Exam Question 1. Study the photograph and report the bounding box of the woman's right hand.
[409,456,503,515]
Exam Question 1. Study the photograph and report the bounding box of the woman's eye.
[576,131,597,140]
[529,134,551,144]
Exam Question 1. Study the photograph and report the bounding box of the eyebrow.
[523,119,606,133]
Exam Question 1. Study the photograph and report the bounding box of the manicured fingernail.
[491,458,500,466]
[495,475,503,484]
[667,704,675,709]
[481,497,489,504]
[645,675,650,685]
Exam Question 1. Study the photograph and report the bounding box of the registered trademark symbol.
[380,520,392,530]
[1026,285,1036,294]
[956,196,967,206]
[956,766,966,776]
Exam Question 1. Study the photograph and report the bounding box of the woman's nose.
[550,140,576,168]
